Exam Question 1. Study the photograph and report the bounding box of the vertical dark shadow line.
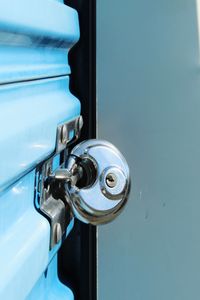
[58,1,97,300]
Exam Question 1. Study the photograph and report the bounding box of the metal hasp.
[56,115,83,153]
[35,115,83,249]
[36,119,130,249]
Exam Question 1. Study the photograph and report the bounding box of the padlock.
[53,139,131,225]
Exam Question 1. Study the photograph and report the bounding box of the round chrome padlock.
[66,139,131,225]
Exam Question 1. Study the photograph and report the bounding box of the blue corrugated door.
[0,1,80,299]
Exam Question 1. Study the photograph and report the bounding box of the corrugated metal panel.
[0,1,80,299]
[0,0,79,83]
[0,76,80,191]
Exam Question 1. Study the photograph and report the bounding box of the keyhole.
[106,173,117,188]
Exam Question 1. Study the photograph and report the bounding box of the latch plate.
[35,115,83,249]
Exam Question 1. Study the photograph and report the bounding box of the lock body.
[65,140,130,225]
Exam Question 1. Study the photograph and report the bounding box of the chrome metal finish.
[37,156,69,249]
[100,167,127,199]
[65,140,130,225]
[53,164,82,187]
[38,157,53,207]
[105,173,117,188]
[53,169,72,181]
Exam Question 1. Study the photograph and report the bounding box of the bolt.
[106,173,117,188]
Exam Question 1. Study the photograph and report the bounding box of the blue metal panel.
[26,255,74,300]
[0,0,79,83]
[0,75,79,298]
[0,171,50,299]
[0,77,80,191]
[0,172,74,300]
[0,1,80,299]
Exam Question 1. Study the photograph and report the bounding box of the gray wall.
[97,1,200,299]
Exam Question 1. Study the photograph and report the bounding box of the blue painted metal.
[27,255,74,300]
[0,172,50,299]
[0,0,79,83]
[0,170,74,299]
[0,1,80,299]
[0,77,79,298]
[0,76,80,192]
